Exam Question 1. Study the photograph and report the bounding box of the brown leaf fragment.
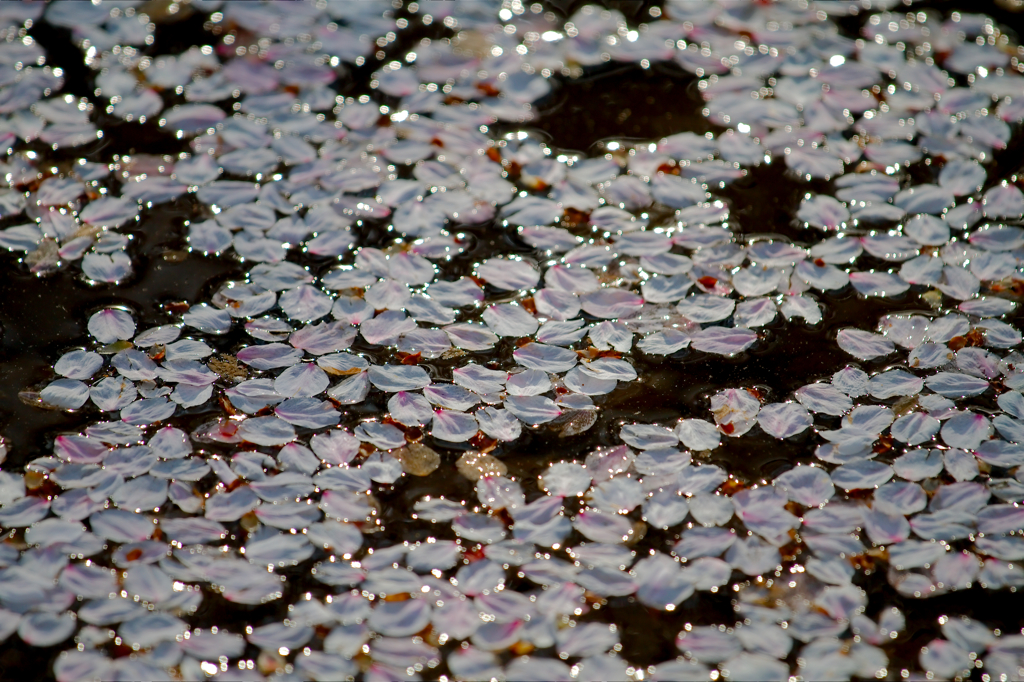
[208,354,248,382]
[393,443,441,477]
[456,451,507,481]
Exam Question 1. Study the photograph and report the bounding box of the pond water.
[0,0,1023,680]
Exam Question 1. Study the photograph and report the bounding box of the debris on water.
[207,354,248,383]
[456,451,507,481]
[393,442,441,477]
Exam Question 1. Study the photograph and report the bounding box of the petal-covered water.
[0,0,1023,679]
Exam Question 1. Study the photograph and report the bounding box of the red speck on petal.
[464,546,487,563]
[476,82,501,97]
